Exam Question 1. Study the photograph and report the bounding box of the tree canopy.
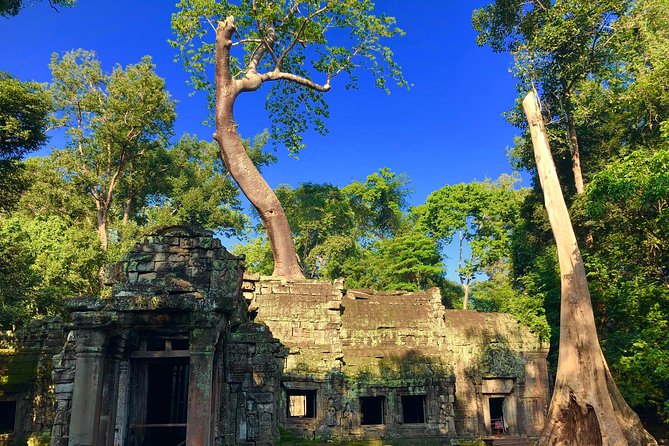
[0,72,52,212]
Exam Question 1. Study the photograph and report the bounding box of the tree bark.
[462,283,470,310]
[566,112,585,195]
[523,91,656,446]
[95,200,108,250]
[213,18,304,279]
[122,195,132,225]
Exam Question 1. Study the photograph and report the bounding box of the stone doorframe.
[66,310,224,446]
[480,377,518,435]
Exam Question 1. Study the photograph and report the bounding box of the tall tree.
[0,71,51,212]
[419,175,526,309]
[474,0,628,195]
[50,50,176,249]
[523,90,655,445]
[171,0,407,279]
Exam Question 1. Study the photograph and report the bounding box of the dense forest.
[1,0,667,434]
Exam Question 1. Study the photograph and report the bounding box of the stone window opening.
[360,396,385,425]
[286,389,317,418]
[401,395,426,424]
[0,401,16,434]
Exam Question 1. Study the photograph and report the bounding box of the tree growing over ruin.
[522,90,656,445]
[171,0,407,279]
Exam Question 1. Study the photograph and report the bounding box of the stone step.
[493,438,531,446]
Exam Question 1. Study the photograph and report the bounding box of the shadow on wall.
[280,350,457,443]
[0,322,64,445]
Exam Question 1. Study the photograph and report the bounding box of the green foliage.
[235,168,446,291]
[146,133,273,236]
[472,272,550,343]
[233,235,274,275]
[0,72,52,212]
[476,0,669,422]
[0,218,39,328]
[342,229,445,293]
[583,148,669,417]
[50,49,176,195]
[343,167,410,241]
[170,0,408,153]
[0,0,75,17]
[49,49,176,246]
[419,174,527,292]
[0,214,103,328]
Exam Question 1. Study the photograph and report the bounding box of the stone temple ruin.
[0,226,549,445]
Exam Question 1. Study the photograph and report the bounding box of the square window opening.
[0,401,16,434]
[360,396,385,425]
[287,389,317,418]
[402,395,426,423]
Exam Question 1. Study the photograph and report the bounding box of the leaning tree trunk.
[523,91,656,446]
[213,18,304,279]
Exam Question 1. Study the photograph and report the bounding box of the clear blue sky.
[1,0,522,209]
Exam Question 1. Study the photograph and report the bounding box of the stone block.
[136,262,154,272]
[137,272,157,282]
[55,383,74,394]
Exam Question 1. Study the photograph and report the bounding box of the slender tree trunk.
[523,91,656,446]
[213,18,304,279]
[122,196,132,225]
[98,210,109,251]
[95,199,108,250]
[566,112,585,195]
[462,282,470,310]
[458,230,470,309]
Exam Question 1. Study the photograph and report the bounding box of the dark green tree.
[0,72,52,212]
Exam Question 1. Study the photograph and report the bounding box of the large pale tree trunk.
[523,91,656,446]
[213,18,304,279]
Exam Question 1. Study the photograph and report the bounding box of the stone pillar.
[112,360,129,446]
[69,329,107,446]
[186,329,218,446]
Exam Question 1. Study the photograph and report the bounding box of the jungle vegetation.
[0,0,667,436]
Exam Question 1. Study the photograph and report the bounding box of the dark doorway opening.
[402,395,426,423]
[360,396,385,425]
[134,358,189,446]
[489,396,505,433]
[286,389,317,418]
[0,401,16,434]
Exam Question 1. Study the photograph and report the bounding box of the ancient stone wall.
[246,276,550,442]
[0,320,65,446]
[0,227,549,445]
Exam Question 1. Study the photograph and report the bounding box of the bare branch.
[237,69,331,93]
[232,38,263,46]
[277,6,329,69]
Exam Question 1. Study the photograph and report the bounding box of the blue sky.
[2,1,522,280]
[1,0,522,206]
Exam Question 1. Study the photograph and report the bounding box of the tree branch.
[256,70,332,92]
[277,6,328,69]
